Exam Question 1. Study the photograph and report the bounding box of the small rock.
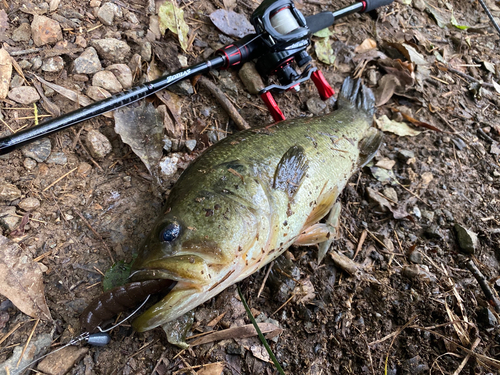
[41,56,64,72]
[106,64,133,88]
[421,210,434,222]
[74,35,87,48]
[46,152,67,165]
[77,162,92,176]
[408,249,423,264]
[86,86,111,101]
[402,264,437,283]
[169,80,194,96]
[0,334,52,375]
[97,2,121,26]
[413,206,421,219]
[452,138,467,150]
[423,224,443,240]
[413,0,426,10]
[89,0,101,7]
[18,60,32,69]
[31,15,63,46]
[37,346,89,375]
[477,307,497,328]
[10,75,24,89]
[307,97,327,115]
[91,38,131,62]
[148,15,161,40]
[73,47,102,74]
[218,76,238,97]
[406,355,429,374]
[0,206,21,231]
[11,23,32,42]
[86,129,112,159]
[159,154,180,179]
[140,41,152,62]
[7,86,41,105]
[238,62,264,95]
[31,56,43,70]
[442,209,454,222]
[185,139,197,153]
[23,158,37,170]
[92,70,123,93]
[397,149,415,163]
[0,183,21,201]
[21,138,52,162]
[72,74,89,82]
[163,137,172,153]
[18,197,41,211]
[454,223,479,254]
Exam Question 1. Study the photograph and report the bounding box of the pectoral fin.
[357,128,383,168]
[294,202,341,247]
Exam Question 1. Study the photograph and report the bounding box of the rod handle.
[362,0,394,13]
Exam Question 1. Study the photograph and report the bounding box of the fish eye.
[159,222,180,243]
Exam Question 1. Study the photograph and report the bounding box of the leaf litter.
[158,1,190,52]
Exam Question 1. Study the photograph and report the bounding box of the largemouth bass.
[81,77,382,333]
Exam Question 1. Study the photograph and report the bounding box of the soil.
[1,0,500,374]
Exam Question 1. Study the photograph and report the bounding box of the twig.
[465,259,500,313]
[444,65,495,89]
[353,229,367,260]
[452,337,481,375]
[17,319,39,367]
[198,76,251,131]
[0,322,23,346]
[257,261,273,298]
[43,167,78,191]
[74,210,115,263]
[384,316,417,373]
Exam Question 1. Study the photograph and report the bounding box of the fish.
[80,77,382,334]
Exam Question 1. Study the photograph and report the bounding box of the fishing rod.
[0,0,394,156]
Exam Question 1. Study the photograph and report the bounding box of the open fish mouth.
[79,277,177,334]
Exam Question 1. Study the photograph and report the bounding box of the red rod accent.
[260,91,286,122]
[311,70,335,100]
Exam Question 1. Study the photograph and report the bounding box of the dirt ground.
[1,0,500,374]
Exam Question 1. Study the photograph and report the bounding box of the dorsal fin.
[336,77,376,120]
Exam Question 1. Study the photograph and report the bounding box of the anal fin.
[357,128,383,168]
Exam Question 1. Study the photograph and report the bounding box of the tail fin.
[336,77,375,120]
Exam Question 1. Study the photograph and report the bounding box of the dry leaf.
[196,362,225,375]
[32,80,61,117]
[376,158,396,170]
[209,9,255,38]
[375,115,421,136]
[251,345,271,363]
[158,1,190,52]
[293,278,315,304]
[114,101,164,182]
[375,74,400,106]
[0,235,52,321]
[189,323,281,346]
[355,38,377,53]
[0,48,12,99]
[35,75,92,106]
[223,0,236,9]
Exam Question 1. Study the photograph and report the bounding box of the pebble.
[18,197,41,211]
[397,149,415,163]
[424,224,442,240]
[92,70,123,93]
[86,85,111,101]
[10,74,24,89]
[477,307,497,328]
[106,64,133,88]
[238,62,264,95]
[408,249,423,264]
[306,97,327,115]
[23,158,37,170]
[46,152,67,165]
[140,41,152,62]
[91,38,131,62]
[406,355,429,374]
[0,206,21,231]
[77,162,92,176]
[31,15,63,46]
[218,76,238,97]
[454,223,479,254]
[97,2,121,26]
[11,22,32,42]
[0,334,52,375]
[169,80,194,96]
[37,346,89,375]
[21,138,52,162]
[31,56,43,70]
[413,0,426,11]
[413,206,421,219]
[18,60,32,69]
[7,86,40,105]
[383,187,398,203]
[185,139,197,153]
[159,154,180,179]
[402,264,437,283]
[86,129,112,159]
[421,209,434,222]
[452,138,466,151]
[41,56,64,72]
[73,47,102,74]
[75,35,87,48]
[0,183,21,201]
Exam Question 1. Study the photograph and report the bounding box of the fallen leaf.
[376,115,421,136]
[330,251,380,283]
[313,28,334,38]
[492,80,500,94]
[355,38,377,53]
[223,0,236,9]
[251,345,271,363]
[378,59,414,87]
[484,61,496,74]
[0,48,12,99]
[0,235,52,321]
[293,277,315,304]
[196,362,225,375]
[375,74,400,106]
[32,80,61,117]
[390,108,442,132]
[450,12,470,30]
[491,142,500,155]
[421,171,433,186]
[35,74,92,107]
[209,9,255,38]
[314,37,336,65]
[0,10,8,32]
[370,166,397,184]
[376,158,396,170]
[114,101,164,182]
[189,323,282,346]
[385,42,427,65]
[367,187,393,212]
[158,1,190,52]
